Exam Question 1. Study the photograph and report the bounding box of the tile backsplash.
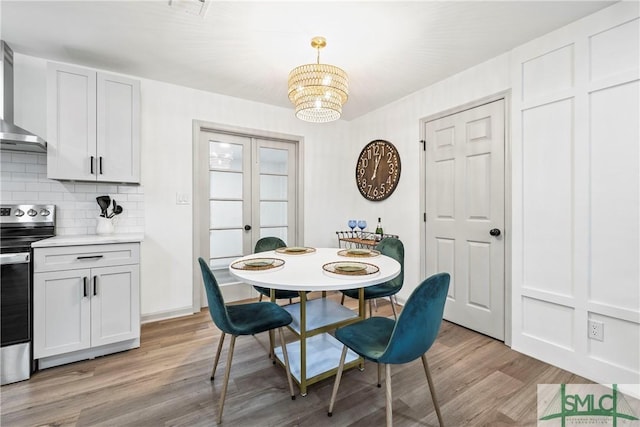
[0,152,144,235]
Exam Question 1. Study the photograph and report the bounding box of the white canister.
[96,216,115,235]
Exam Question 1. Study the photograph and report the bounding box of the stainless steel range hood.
[1,40,47,153]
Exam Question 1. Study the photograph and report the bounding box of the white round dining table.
[228,247,401,291]
[227,247,401,396]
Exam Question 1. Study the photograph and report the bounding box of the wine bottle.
[375,217,384,241]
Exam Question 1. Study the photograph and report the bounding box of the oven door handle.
[0,253,30,265]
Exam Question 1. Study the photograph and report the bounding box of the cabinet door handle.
[90,156,95,174]
[83,276,88,298]
[76,255,104,260]
[93,275,98,296]
[99,157,103,175]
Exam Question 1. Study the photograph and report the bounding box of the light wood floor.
[1,293,591,426]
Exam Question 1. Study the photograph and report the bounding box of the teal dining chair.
[328,272,450,427]
[198,258,296,423]
[253,237,303,303]
[340,237,404,319]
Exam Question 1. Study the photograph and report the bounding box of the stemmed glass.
[357,220,367,238]
[348,219,357,237]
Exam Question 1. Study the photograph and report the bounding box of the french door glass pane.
[209,140,243,171]
[260,201,287,226]
[210,201,243,228]
[208,256,238,286]
[209,138,246,287]
[260,147,288,174]
[260,175,287,200]
[210,230,242,259]
[260,227,287,242]
[210,171,242,199]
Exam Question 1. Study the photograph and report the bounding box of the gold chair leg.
[211,331,226,380]
[389,296,398,320]
[385,364,393,427]
[277,327,296,399]
[422,354,444,427]
[328,345,349,416]
[217,335,236,424]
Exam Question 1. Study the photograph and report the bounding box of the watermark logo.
[538,384,640,426]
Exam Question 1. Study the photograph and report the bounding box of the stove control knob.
[40,209,51,216]
[27,209,38,217]
[14,209,25,217]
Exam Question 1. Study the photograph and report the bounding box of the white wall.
[138,78,351,317]
[349,1,639,394]
[510,2,639,393]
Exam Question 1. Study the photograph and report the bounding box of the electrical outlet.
[588,319,604,341]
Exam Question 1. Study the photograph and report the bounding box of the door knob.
[489,228,501,237]
[244,225,252,231]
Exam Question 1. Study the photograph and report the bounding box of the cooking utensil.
[107,200,124,218]
[96,196,111,217]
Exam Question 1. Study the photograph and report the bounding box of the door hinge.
[420,139,426,151]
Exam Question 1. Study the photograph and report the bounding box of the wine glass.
[357,220,367,237]
[348,219,357,237]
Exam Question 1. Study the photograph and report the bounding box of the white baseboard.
[141,306,195,324]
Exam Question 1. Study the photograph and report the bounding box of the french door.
[195,127,301,304]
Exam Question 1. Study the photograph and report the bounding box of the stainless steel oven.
[0,204,55,385]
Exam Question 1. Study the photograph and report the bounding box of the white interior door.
[424,99,505,340]
[196,129,299,303]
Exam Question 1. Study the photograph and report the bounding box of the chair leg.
[385,364,393,427]
[340,293,345,305]
[269,329,275,363]
[389,296,398,320]
[211,331,226,380]
[368,300,373,318]
[377,362,382,387]
[328,345,349,416]
[259,294,263,302]
[277,327,296,400]
[421,354,444,427]
[217,334,236,424]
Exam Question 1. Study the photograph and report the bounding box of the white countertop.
[32,233,144,248]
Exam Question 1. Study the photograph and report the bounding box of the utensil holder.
[96,217,115,235]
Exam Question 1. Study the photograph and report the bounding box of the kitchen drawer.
[33,243,140,273]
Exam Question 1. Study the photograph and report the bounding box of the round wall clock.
[355,139,401,201]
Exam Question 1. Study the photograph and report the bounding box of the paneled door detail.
[198,130,299,298]
[424,99,505,340]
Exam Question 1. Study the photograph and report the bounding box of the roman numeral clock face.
[356,140,401,201]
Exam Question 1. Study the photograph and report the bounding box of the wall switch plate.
[176,192,190,205]
[588,319,604,341]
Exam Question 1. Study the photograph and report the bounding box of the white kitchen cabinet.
[47,63,140,183]
[33,243,140,368]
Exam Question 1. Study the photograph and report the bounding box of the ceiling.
[1,1,615,121]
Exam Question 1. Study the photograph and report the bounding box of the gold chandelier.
[288,37,348,123]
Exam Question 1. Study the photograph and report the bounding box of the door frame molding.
[191,120,305,312]
[418,90,512,346]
